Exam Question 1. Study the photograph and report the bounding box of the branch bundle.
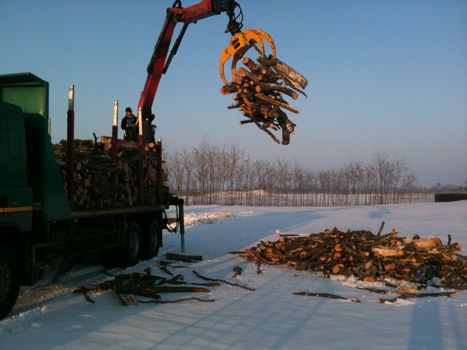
[73,263,254,306]
[240,227,466,290]
[73,271,211,306]
[221,55,308,145]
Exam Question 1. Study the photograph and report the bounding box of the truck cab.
[0,75,36,233]
[0,73,71,225]
[0,72,73,319]
[0,73,54,319]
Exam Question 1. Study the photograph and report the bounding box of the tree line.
[165,141,432,206]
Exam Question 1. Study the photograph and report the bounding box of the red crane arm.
[137,0,237,120]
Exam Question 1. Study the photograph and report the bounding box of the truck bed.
[71,203,170,219]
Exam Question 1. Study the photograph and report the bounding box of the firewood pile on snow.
[239,223,466,291]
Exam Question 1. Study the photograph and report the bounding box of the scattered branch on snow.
[192,270,255,291]
[166,253,203,263]
[294,291,360,303]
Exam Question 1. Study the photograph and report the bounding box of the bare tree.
[166,141,428,207]
[346,161,365,205]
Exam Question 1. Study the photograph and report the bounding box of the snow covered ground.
[1,201,466,349]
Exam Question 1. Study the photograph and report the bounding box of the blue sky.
[1,0,466,186]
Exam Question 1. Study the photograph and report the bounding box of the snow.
[184,209,236,227]
[1,201,466,349]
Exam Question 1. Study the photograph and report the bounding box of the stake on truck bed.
[67,84,75,206]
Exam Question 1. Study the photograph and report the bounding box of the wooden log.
[332,263,345,274]
[294,291,360,302]
[118,293,140,305]
[165,252,203,262]
[240,95,255,117]
[254,93,299,114]
[254,82,299,100]
[377,221,385,236]
[242,56,261,71]
[356,287,393,294]
[220,83,240,95]
[117,285,211,294]
[271,57,308,88]
[139,297,214,304]
[192,270,255,291]
[372,247,405,257]
[413,239,440,251]
[237,67,256,80]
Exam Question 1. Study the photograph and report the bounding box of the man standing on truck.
[121,107,138,141]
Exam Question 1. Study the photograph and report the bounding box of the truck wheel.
[122,221,142,266]
[0,248,20,320]
[142,220,161,260]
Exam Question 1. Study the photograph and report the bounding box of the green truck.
[0,72,184,319]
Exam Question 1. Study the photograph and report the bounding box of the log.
[139,297,214,304]
[242,56,261,71]
[122,285,211,294]
[220,83,240,95]
[165,252,203,262]
[294,291,360,302]
[254,82,299,100]
[158,262,174,276]
[413,239,439,251]
[192,270,255,291]
[255,93,299,114]
[377,221,385,236]
[118,293,140,306]
[265,57,308,88]
[372,247,404,257]
[356,287,392,294]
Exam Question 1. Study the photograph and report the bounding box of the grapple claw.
[219,29,276,84]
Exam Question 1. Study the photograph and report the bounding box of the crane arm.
[138,0,239,120]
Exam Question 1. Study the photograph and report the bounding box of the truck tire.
[0,247,20,320]
[122,221,142,267]
[142,220,161,260]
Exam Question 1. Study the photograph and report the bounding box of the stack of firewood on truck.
[239,224,466,291]
[54,138,168,209]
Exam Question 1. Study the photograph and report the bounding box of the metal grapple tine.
[230,45,253,81]
[219,47,231,85]
[250,29,276,59]
[219,28,276,84]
